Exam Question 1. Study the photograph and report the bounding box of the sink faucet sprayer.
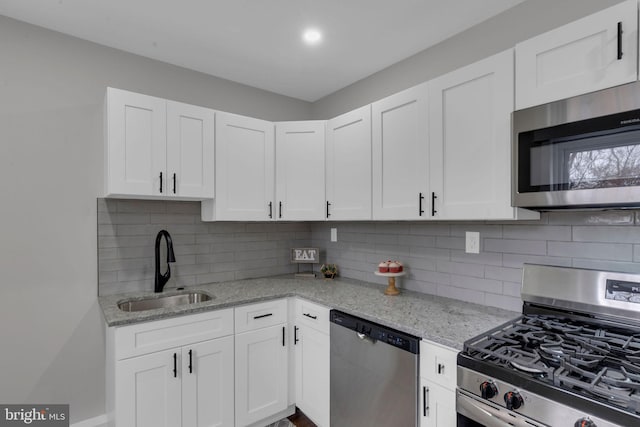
[155,230,176,293]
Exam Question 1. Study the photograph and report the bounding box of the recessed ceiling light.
[303,29,322,45]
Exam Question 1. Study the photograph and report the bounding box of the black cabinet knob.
[480,381,498,399]
[504,390,523,410]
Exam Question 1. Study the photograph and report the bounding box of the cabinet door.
[515,0,638,109]
[215,112,275,221]
[166,101,215,199]
[182,336,234,427]
[115,349,181,427]
[295,324,329,427]
[105,88,166,197]
[420,341,457,390]
[419,379,456,427]
[325,105,372,220]
[235,324,288,426]
[429,49,535,220]
[275,121,326,221]
[372,83,429,220]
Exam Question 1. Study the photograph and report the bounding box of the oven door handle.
[457,390,543,427]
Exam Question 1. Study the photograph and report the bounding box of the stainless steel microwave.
[512,81,640,210]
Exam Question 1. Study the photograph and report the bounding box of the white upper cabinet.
[105,87,215,200]
[275,121,326,221]
[515,0,638,109]
[372,83,429,220]
[166,101,215,199]
[207,112,275,221]
[429,49,538,221]
[105,88,166,198]
[325,105,372,220]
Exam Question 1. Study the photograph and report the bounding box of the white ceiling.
[0,0,525,102]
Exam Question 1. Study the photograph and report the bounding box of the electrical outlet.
[330,228,338,242]
[465,231,480,254]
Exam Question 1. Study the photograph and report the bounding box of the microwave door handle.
[457,391,542,427]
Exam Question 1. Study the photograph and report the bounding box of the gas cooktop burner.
[464,314,640,412]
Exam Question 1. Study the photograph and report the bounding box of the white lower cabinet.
[115,348,182,427]
[107,309,235,427]
[234,300,290,427]
[183,338,235,427]
[420,379,456,427]
[293,299,330,427]
[419,340,458,427]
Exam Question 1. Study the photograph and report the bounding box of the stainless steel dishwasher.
[330,310,419,427]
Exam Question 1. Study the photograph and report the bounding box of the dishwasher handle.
[356,332,377,343]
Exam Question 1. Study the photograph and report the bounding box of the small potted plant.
[320,264,338,279]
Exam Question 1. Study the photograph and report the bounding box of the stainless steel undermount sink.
[117,292,213,312]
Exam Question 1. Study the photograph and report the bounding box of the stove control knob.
[574,418,597,427]
[504,390,523,410]
[479,381,498,399]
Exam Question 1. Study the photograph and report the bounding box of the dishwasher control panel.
[330,309,420,354]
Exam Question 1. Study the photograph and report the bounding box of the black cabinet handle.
[172,173,176,194]
[431,192,437,216]
[268,202,273,219]
[303,313,317,320]
[279,201,283,218]
[188,349,193,374]
[253,313,273,319]
[423,386,429,416]
[418,193,425,216]
[282,326,286,346]
[326,201,331,218]
[294,326,299,345]
[438,363,444,375]
[173,352,177,378]
[159,172,163,193]
[618,21,623,60]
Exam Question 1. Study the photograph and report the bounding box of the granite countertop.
[99,276,520,350]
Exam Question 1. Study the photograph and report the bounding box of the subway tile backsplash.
[97,199,308,296]
[309,211,640,312]
[97,200,640,312]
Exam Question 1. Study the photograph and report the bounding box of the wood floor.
[288,408,317,427]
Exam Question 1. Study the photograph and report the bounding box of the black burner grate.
[463,314,640,412]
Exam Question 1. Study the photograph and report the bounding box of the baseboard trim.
[70,414,107,427]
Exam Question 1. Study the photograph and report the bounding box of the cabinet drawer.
[295,298,330,335]
[420,340,458,390]
[235,299,288,333]
[114,308,234,360]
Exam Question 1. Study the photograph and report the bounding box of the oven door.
[456,389,545,427]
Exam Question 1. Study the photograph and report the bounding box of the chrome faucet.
[154,230,176,293]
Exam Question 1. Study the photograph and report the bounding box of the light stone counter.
[99,276,519,350]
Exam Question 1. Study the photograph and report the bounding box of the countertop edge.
[99,276,520,350]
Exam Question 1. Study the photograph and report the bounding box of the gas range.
[457,264,640,427]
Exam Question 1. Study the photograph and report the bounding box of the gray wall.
[311,0,624,119]
[0,0,628,422]
[0,15,310,423]
[98,199,309,296]
[311,211,640,312]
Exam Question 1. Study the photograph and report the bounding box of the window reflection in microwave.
[567,143,640,189]
[549,130,640,190]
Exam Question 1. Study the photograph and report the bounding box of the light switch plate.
[330,228,337,242]
[465,231,480,254]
